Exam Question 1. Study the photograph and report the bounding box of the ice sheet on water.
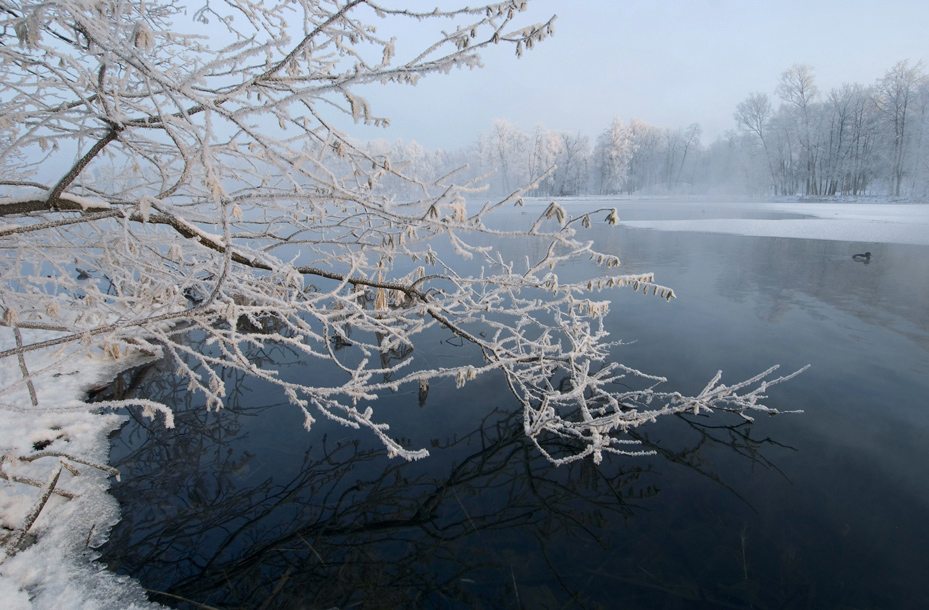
[619,203,929,246]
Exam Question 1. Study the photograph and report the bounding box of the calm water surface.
[100,200,929,609]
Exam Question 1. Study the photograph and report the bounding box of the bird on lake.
[852,252,872,262]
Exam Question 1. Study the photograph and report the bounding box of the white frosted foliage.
[0,1,805,605]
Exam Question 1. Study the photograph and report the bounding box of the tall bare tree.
[777,64,822,195]
[874,60,927,197]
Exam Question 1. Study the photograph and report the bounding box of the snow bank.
[619,202,929,246]
[767,202,929,222]
[0,328,163,609]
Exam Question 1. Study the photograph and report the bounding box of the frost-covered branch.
[0,0,802,466]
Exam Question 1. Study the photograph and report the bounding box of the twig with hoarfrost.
[0,448,126,562]
[0,0,804,467]
[0,463,62,562]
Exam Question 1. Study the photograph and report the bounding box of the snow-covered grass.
[0,328,162,609]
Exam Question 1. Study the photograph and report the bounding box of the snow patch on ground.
[619,202,929,246]
[0,328,163,609]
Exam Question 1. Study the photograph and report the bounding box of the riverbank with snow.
[0,330,162,609]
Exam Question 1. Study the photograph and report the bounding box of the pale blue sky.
[345,0,929,149]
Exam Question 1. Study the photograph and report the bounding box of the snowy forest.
[374,60,929,199]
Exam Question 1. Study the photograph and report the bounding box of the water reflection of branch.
[98,324,800,608]
[630,413,797,512]
[99,339,796,608]
[103,397,655,608]
[679,414,796,478]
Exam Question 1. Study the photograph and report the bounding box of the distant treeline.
[368,60,929,200]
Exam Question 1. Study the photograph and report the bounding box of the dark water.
[99,200,929,609]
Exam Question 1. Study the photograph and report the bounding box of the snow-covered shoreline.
[0,330,162,609]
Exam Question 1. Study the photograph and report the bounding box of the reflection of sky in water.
[101,200,929,609]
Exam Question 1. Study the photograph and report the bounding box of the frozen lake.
[99,199,929,609]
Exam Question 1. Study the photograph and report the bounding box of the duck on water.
[852,252,872,262]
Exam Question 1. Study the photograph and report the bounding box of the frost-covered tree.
[0,0,800,468]
[662,123,702,190]
[526,123,561,196]
[909,78,929,197]
[593,117,634,195]
[733,61,929,198]
[551,131,590,196]
[821,83,880,196]
[776,64,822,196]
[624,118,663,194]
[735,92,781,194]
[873,60,927,197]
[488,117,530,194]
